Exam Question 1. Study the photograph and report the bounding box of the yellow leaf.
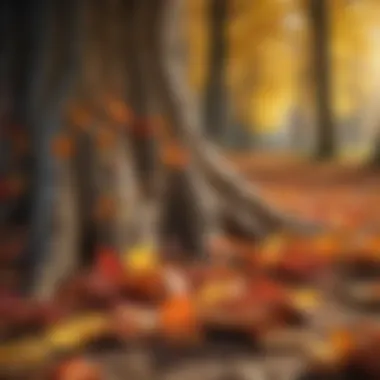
[291,289,320,311]
[330,328,354,359]
[46,314,109,351]
[123,243,159,275]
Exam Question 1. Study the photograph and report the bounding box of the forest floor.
[2,155,380,379]
[230,153,380,230]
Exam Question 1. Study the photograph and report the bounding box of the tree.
[15,0,321,297]
[17,0,84,296]
[203,0,229,143]
[308,0,335,159]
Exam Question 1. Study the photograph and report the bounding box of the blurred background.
[186,0,380,161]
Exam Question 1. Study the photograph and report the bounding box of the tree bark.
[204,0,229,144]
[0,0,13,224]
[134,0,222,259]
[370,133,380,167]
[122,0,162,252]
[103,0,141,252]
[24,0,83,296]
[139,0,322,243]
[308,0,335,160]
[26,0,324,295]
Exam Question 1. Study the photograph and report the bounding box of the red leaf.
[251,278,286,306]
[93,246,125,284]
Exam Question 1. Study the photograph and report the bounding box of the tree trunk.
[370,133,380,167]
[101,0,140,252]
[122,0,162,252]
[0,4,340,376]
[0,0,13,224]
[308,0,335,160]
[23,0,83,296]
[204,0,229,144]
[25,0,323,297]
[134,0,222,259]
[139,0,322,243]
[2,0,52,286]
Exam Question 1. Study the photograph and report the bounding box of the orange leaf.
[53,357,102,380]
[69,106,92,131]
[108,101,133,125]
[159,296,198,339]
[52,135,74,159]
[160,143,189,169]
[330,329,354,359]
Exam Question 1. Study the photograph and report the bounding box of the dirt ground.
[230,154,380,230]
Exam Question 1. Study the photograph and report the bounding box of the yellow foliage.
[0,314,111,368]
[249,87,295,133]
[46,314,109,351]
[186,0,380,137]
[290,289,320,311]
[123,243,160,275]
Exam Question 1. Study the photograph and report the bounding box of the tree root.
[26,0,325,298]
[138,0,324,241]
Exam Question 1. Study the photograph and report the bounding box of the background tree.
[203,0,229,144]
[308,0,335,159]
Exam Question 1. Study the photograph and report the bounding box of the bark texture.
[204,0,229,143]
[9,0,323,298]
[308,0,335,160]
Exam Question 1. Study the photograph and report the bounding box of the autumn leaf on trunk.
[93,246,125,285]
[107,100,133,126]
[68,105,93,131]
[52,134,75,159]
[160,142,190,169]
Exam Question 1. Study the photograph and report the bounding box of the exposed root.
[33,159,80,301]
[139,0,324,240]
[27,0,325,298]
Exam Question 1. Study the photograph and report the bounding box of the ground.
[232,154,380,230]
[2,154,380,380]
